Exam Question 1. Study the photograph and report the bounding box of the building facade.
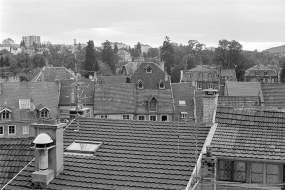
[22,35,40,47]
[180,65,220,90]
[244,63,278,83]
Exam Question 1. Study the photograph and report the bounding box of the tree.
[133,42,142,58]
[32,54,46,68]
[20,40,26,47]
[280,60,285,83]
[0,57,4,67]
[146,48,159,58]
[161,36,174,74]
[102,40,115,73]
[84,40,98,75]
[170,64,184,83]
[113,43,119,54]
[182,55,196,70]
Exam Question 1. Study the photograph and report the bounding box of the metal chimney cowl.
[31,133,55,187]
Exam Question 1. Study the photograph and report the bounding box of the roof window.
[146,65,152,73]
[179,100,186,106]
[65,140,102,155]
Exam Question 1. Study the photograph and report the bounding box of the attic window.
[1,110,11,120]
[146,66,152,73]
[181,112,188,119]
[159,81,165,89]
[66,140,102,155]
[138,81,144,89]
[149,97,157,111]
[40,108,49,118]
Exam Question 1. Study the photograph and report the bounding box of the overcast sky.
[1,0,284,51]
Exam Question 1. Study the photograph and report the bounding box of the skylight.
[65,140,102,155]
[179,100,186,106]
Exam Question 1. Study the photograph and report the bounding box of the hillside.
[263,45,285,53]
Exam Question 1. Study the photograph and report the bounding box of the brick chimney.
[31,119,66,187]
[202,89,218,123]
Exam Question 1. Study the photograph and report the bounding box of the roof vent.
[31,133,55,187]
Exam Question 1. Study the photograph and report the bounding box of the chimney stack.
[31,119,66,187]
[202,89,218,123]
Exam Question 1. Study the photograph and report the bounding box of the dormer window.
[146,66,152,73]
[158,81,165,89]
[137,80,144,89]
[264,71,268,76]
[36,104,50,119]
[0,106,12,120]
[40,109,49,118]
[148,97,157,111]
[181,112,188,119]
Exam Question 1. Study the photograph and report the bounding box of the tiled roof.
[136,89,174,114]
[261,83,285,108]
[218,96,260,107]
[171,83,195,120]
[244,63,277,76]
[224,81,264,103]
[59,79,95,106]
[5,118,211,190]
[0,137,34,189]
[130,62,171,90]
[0,82,59,121]
[30,67,75,82]
[94,84,136,114]
[98,76,126,84]
[212,107,285,160]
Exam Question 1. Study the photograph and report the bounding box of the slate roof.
[212,107,285,160]
[30,67,75,82]
[244,63,277,77]
[0,82,59,121]
[224,81,264,103]
[261,83,285,108]
[129,62,171,90]
[4,118,211,190]
[59,79,95,106]
[0,137,34,189]
[218,96,260,107]
[136,89,174,114]
[94,84,136,114]
[171,83,195,120]
[98,76,126,84]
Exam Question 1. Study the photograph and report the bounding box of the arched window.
[138,81,143,89]
[159,81,165,89]
[146,66,152,73]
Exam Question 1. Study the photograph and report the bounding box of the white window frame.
[161,115,168,122]
[150,115,157,121]
[146,66,152,73]
[197,83,202,89]
[2,111,11,120]
[138,82,143,89]
[40,108,49,118]
[100,115,108,119]
[181,112,188,119]
[138,115,145,121]
[8,125,16,135]
[208,83,213,89]
[122,114,130,120]
[0,126,4,135]
[159,82,165,89]
[23,125,29,135]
